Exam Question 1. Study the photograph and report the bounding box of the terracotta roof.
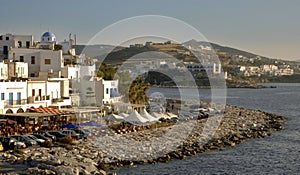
[27,107,74,115]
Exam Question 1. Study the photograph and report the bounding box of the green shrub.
[42,140,53,148]
[59,137,73,144]
[13,149,24,155]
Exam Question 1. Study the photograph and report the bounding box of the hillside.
[74,41,300,86]
[73,45,124,58]
[184,39,258,58]
[77,40,291,66]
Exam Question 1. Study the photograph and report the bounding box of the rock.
[0,102,287,174]
[98,169,107,175]
[54,165,74,175]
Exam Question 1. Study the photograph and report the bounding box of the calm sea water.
[112,83,300,175]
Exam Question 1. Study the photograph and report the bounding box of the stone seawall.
[99,105,286,170]
[0,105,286,174]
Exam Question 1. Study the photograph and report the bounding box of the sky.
[1,0,300,60]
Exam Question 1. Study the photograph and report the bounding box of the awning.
[27,107,74,115]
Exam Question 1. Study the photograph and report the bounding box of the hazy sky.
[1,0,300,60]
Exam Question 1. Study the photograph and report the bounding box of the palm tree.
[129,77,150,105]
[97,63,116,80]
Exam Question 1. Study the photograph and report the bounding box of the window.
[31,56,35,64]
[17,92,21,105]
[32,89,35,96]
[0,36,2,40]
[3,46,8,55]
[106,88,109,94]
[1,93,4,100]
[18,41,22,48]
[44,59,51,64]
[6,37,9,40]
[20,56,24,62]
[8,92,13,105]
[26,41,30,48]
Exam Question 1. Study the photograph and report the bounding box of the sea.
[111,83,300,175]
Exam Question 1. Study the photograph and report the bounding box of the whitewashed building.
[8,48,63,78]
[75,78,120,106]
[0,34,34,58]
[100,79,120,105]
[0,62,8,80]
[0,80,28,114]
[8,61,28,79]
[185,62,222,74]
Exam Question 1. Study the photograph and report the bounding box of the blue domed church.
[41,32,56,43]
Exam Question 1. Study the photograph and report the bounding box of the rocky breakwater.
[98,105,287,170]
[0,105,286,174]
[0,141,112,175]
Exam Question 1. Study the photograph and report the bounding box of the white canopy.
[151,112,170,119]
[141,109,159,122]
[125,110,148,125]
[119,113,129,118]
[167,112,178,118]
[103,114,124,120]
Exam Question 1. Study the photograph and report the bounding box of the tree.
[96,63,116,80]
[129,77,150,105]
[54,44,62,51]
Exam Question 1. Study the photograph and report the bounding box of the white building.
[0,62,8,80]
[37,32,57,50]
[0,34,34,58]
[61,62,96,81]
[27,78,71,108]
[8,61,28,79]
[101,79,120,105]
[0,78,71,114]
[61,65,80,80]
[75,78,121,106]
[27,81,55,106]
[0,80,28,114]
[0,61,28,80]
[185,62,222,74]
[8,48,63,78]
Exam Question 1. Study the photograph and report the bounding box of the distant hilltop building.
[234,64,294,77]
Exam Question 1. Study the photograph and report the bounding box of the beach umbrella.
[141,109,159,122]
[103,114,124,121]
[124,110,148,125]
[61,123,81,129]
[119,113,129,118]
[81,121,102,127]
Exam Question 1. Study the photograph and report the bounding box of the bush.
[59,137,73,144]
[13,149,24,155]
[41,140,53,148]
[54,142,73,150]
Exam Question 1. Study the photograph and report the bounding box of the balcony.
[27,95,50,103]
[4,99,27,107]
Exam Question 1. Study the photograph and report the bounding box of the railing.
[4,99,27,107]
[27,95,50,103]
[52,98,64,103]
